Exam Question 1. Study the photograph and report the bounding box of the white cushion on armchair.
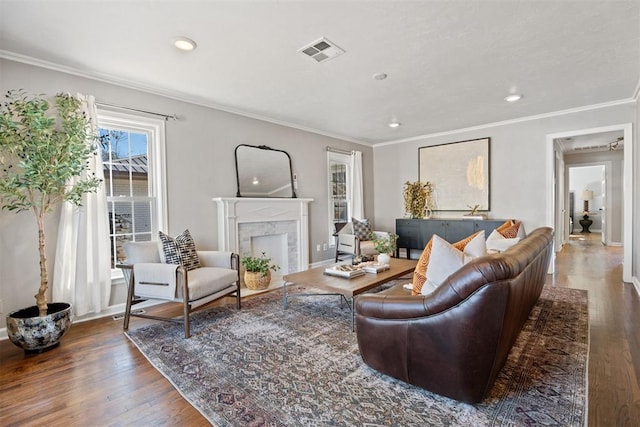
[197,250,234,269]
[336,224,390,257]
[180,267,239,301]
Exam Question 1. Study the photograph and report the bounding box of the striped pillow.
[159,229,201,271]
[411,239,434,295]
[496,220,524,239]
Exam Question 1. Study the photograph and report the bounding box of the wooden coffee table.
[282,258,417,329]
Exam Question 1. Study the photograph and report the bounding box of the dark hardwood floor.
[1,232,639,426]
[550,232,640,426]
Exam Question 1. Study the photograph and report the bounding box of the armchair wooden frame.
[118,253,241,338]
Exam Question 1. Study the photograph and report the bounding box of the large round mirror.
[235,144,297,198]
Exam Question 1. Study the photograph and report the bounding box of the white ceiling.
[1,0,639,145]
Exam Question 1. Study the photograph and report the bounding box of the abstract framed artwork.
[418,137,490,211]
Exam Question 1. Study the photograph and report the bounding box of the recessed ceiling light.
[372,73,388,80]
[173,36,197,51]
[504,94,522,102]
[388,122,401,128]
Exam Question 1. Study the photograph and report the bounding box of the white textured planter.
[377,253,391,266]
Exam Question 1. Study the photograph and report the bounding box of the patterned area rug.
[126,283,588,426]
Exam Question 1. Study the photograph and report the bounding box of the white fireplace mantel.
[213,197,313,273]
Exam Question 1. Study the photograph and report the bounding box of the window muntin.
[327,151,351,244]
[97,111,167,270]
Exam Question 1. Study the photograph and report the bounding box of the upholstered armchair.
[119,241,241,338]
[335,219,390,262]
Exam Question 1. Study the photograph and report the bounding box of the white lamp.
[581,190,594,214]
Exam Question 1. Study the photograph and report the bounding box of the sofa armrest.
[355,283,510,403]
[356,294,434,319]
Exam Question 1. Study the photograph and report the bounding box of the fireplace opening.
[250,234,288,277]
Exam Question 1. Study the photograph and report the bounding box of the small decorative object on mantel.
[403,181,434,219]
[241,252,280,290]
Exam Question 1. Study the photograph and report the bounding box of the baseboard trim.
[632,277,640,296]
[310,258,338,268]
[0,301,167,342]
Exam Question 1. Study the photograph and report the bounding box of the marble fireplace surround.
[212,197,313,275]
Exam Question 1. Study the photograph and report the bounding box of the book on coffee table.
[324,265,366,279]
[362,264,390,274]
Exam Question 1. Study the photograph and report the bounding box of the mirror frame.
[234,144,297,198]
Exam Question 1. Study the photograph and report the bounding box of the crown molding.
[0,50,370,147]
[374,97,636,148]
[633,78,640,101]
[1,50,634,149]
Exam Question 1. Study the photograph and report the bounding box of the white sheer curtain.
[350,150,364,219]
[53,94,111,316]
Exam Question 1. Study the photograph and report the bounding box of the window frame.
[97,109,168,278]
[327,151,352,246]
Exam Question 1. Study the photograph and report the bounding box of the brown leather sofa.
[355,227,554,403]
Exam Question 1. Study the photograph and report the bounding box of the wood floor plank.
[1,234,639,426]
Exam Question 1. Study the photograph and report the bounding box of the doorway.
[546,123,633,283]
[567,164,608,241]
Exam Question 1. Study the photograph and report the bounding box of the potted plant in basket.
[370,233,398,265]
[0,90,102,352]
[241,252,280,290]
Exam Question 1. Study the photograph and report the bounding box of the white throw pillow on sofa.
[422,231,486,295]
[486,229,521,253]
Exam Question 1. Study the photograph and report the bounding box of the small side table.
[579,218,593,233]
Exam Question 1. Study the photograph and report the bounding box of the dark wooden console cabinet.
[395,218,506,258]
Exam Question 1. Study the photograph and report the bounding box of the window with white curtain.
[327,151,351,245]
[97,110,167,270]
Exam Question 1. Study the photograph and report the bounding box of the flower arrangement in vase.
[370,233,398,255]
[403,181,434,219]
[370,233,398,266]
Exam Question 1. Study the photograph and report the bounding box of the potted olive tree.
[0,90,101,352]
[241,252,280,290]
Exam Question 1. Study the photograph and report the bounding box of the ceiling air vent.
[298,37,345,63]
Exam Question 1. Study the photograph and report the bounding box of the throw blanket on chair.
[133,263,179,300]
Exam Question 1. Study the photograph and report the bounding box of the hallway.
[549,232,640,425]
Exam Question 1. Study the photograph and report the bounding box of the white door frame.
[546,123,633,283]
[566,162,612,243]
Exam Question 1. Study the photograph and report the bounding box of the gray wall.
[372,103,636,257]
[0,59,373,327]
[1,57,638,329]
